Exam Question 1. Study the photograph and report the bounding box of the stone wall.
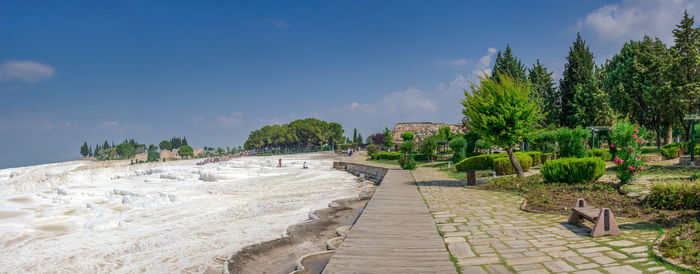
[391,122,464,144]
[333,162,388,183]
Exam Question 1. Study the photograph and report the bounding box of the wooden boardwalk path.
[323,169,456,273]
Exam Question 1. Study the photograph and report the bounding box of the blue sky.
[0,0,697,168]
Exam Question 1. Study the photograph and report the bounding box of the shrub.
[661,146,680,159]
[463,132,481,154]
[610,121,646,185]
[531,131,558,153]
[366,144,379,156]
[456,154,496,171]
[398,154,417,170]
[659,220,700,268]
[411,153,429,161]
[493,154,533,175]
[371,152,401,160]
[525,151,542,166]
[401,132,415,141]
[556,127,591,158]
[646,181,700,209]
[449,137,467,162]
[541,157,605,184]
[177,145,194,158]
[541,153,556,164]
[587,148,610,162]
[400,141,415,153]
[419,137,438,161]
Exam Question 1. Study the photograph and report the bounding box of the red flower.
[639,166,644,172]
[632,134,638,139]
[628,166,636,171]
[611,121,616,126]
[610,144,616,149]
[634,128,639,133]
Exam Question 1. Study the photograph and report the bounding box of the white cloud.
[577,0,697,44]
[437,58,469,67]
[472,48,497,78]
[0,60,55,82]
[216,112,244,125]
[100,121,150,133]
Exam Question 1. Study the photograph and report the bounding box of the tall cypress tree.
[103,141,110,149]
[670,10,700,140]
[352,128,358,143]
[95,144,101,157]
[80,142,89,157]
[560,33,595,127]
[357,133,363,146]
[528,60,559,125]
[491,45,527,82]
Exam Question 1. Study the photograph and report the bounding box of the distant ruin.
[391,122,464,143]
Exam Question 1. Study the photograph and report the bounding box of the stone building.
[391,122,464,144]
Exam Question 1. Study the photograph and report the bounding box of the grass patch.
[659,220,700,271]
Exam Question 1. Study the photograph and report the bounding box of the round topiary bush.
[587,148,610,162]
[492,154,533,175]
[540,157,605,184]
[525,151,542,166]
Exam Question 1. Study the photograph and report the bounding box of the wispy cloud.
[0,60,55,82]
[0,114,77,133]
[437,58,469,67]
[258,18,290,28]
[576,0,697,44]
[472,48,497,78]
[100,121,150,133]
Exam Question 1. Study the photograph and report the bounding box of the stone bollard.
[467,170,476,186]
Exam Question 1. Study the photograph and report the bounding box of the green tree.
[669,11,700,140]
[352,128,358,143]
[462,75,541,177]
[605,36,673,147]
[94,144,101,157]
[571,65,611,126]
[116,143,136,158]
[560,33,596,127]
[178,145,194,159]
[357,133,363,147]
[528,60,560,125]
[147,144,160,162]
[401,132,416,141]
[328,122,344,148]
[159,140,172,151]
[103,141,110,149]
[383,127,394,148]
[420,137,438,162]
[491,45,527,82]
[80,142,89,157]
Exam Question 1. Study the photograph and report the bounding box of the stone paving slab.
[412,167,673,274]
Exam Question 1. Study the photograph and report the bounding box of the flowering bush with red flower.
[610,120,646,185]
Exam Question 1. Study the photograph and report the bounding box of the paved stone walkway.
[323,168,456,273]
[413,168,674,274]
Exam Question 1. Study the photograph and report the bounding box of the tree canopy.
[560,33,596,127]
[243,118,344,149]
[491,45,527,82]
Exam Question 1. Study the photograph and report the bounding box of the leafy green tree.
[116,143,136,158]
[357,133,363,147]
[103,141,110,149]
[328,122,344,148]
[669,11,700,140]
[420,137,438,162]
[147,145,160,162]
[178,145,194,158]
[560,33,596,127]
[94,144,101,157]
[352,128,358,143]
[437,126,452,141]
[449,137,467,162]
[400,141,414,153]
[605,36,673,147]
[383,127,394,148]
[159,140,172,151]
[401,132,416,141]
[88,145,93,157]
[462,75,541,176]
[528,60,560,125]
[491,45,527,82]
[80,142,89,157]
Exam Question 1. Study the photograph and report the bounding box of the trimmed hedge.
[646,181,700,209]
[456,154,495,171]
[541,157,605,184]
[371,151,401,160]
[493,154,533,175]
[411,153,429,161]
[587,148,610,162]
[541,152,556,164]
[661,146,680,159]
[525,151,542,166]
